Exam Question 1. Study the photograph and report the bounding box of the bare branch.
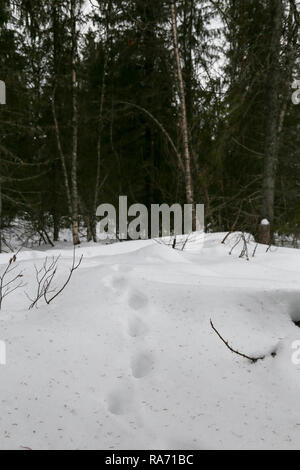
[28,248,82,308]
[210,319,273,363]
[0,249,25,309]
[44,247,83,305]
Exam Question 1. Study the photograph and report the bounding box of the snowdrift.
[0,232,300,450]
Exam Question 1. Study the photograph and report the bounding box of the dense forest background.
[0,0,299,247]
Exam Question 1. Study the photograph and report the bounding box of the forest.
[0,0,299,247]
[2,1,300,452]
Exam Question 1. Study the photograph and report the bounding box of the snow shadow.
[289,294,300,327]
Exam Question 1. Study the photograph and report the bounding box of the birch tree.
[70,0,80,245]
[259,0,283,242]
[50,0,81,245]
[171,2,194,211]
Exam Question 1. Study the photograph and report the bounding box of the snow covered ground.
[0,232,300,450]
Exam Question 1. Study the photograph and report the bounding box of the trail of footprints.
[127,288,154,380]
[106,267,154,416]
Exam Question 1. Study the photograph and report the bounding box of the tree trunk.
[53,212,60,242]
[92,52,107,241]
[51,2,73,235]
[0,157,2,254]
[260,0,282,235]
[70,0,80,245]
[171,2,194,210]
[258,220,271,246]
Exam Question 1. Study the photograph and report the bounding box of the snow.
[0,232,300,450]
[261,219,270,225]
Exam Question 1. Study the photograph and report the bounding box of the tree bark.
[70,0,80,245]
[171,2,194,211]
[51,94,72,215]
[51,2,73,239]
[92,52,107,242]
[0,154,2,254]
[53,212,60,242]
[260,0,282,231]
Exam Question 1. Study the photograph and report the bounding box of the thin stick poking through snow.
[210,319,266,363]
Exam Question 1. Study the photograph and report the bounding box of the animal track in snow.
[128,291,149,311]
[131,351,154,379]
[106,384,135,415]
[128,315,149,338]
[111,275,128,290]
[112,264,133,273]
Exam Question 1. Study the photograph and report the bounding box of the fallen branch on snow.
[210,319,276,363]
